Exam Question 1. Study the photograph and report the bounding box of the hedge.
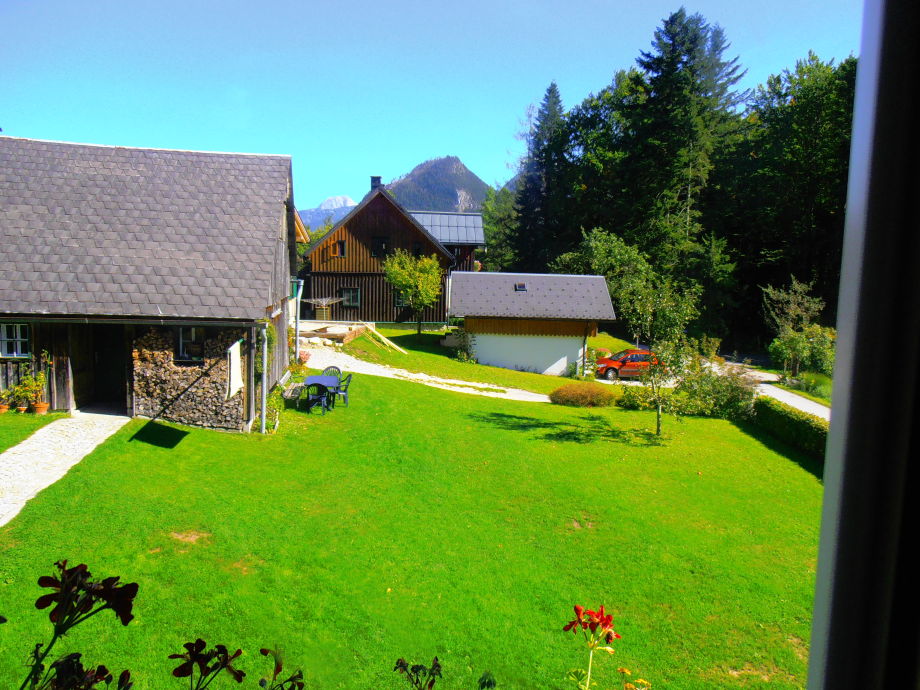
[549,382,617,407]
[751,396,829,460]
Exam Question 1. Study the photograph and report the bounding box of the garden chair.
[322,366,342,380]
[335,373,353,407]
[299,383,332,415]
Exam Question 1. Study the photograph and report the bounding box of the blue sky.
[2,0,862,209]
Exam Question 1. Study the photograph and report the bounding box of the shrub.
[617,385,661,411]
[769,324,836,377]
[751,396,829,459]
[676,358,756,420]
[550,382,615,408]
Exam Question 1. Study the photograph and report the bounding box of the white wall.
[472,334,584,376]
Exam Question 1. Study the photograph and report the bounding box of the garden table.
[305,375,340,392]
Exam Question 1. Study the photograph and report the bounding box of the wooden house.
[448,272,616,375]
[301,178,484,323]
[0,136,297,431]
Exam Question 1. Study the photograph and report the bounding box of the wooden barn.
[301,177,484,323]
[0,136,296,431]
[448,272,616,376]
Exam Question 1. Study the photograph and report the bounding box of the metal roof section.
[304,188,454,261]
[448,272,616,321]
[0,136,293,322]
[410,211,484,246]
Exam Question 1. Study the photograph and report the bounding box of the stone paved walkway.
[304,348,551,403]
[0,408,130,527]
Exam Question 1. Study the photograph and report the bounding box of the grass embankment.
[773,372,833,406]
[346,327,632,395]
[0,412,67,453]
[0,376,821,688]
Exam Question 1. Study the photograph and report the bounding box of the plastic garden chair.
[322,366,341,380]
[335,373,352,407]
[300,383,331,415]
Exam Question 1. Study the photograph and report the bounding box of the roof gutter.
[0,315,261,328]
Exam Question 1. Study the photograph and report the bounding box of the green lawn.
[0,375,821,688]
[0,411,67,453]
[345,328,633,395]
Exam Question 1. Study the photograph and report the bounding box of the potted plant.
[12,383,29,413]
[30,371,50,415]
[19,373,49,414]
[0,387,10,414]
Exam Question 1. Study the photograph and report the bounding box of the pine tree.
[622,9,745,273]
[513,82,567,271]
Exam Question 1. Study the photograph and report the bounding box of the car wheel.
[605,368,618,380]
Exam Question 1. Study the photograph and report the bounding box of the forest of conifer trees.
[482,8,856,351]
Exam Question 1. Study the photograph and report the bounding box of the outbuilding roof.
[410,211,484,246]
[0,137,293,322]
[449,272,616,321]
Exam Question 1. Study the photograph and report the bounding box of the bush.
[617,385,662,411]
[676,358,756,420]
[549,382,615,407]
[751,396,829,459]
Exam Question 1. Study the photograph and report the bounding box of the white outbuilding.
[448,272,616,376]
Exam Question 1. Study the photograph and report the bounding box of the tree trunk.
[656,401,663,436]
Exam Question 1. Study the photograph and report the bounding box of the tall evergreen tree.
[622,8,745,275]
[513,82,567,271]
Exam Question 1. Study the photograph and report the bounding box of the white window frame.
[0,323,31,358]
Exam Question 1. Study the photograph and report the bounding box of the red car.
[595,349,657,380]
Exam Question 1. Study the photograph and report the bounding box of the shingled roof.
[0,137,293,322]
[410,212,484,246]
[449,272,616,321]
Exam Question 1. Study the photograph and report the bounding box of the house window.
[371,236,389,257]
[514,283,527,292]
[0,323,30,358]
[332,240,347,257]
[177,326,205,362]
[394,290,407,307]
[340,288,360,307]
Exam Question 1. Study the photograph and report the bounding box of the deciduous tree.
[382,250,443,335]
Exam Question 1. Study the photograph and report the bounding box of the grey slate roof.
[449,272,616,321]
[0,137,293,321]
[410,211,484,246]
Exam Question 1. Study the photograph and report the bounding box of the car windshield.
[610,350,630,360]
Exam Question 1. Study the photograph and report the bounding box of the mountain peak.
[318,195,356,210]
[386,156,490,212]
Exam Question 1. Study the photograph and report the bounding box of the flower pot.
[32,402,50,415]
[0,403,9,414]
[16,405,28,413]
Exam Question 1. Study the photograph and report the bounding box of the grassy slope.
[345,328,633,395]
[0,376,821,689]
[0,412,67,453]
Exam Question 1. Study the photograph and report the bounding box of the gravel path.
[739,366,831,420]
[305,348,551,403]
[0,408,130,527]
[307,347,831,420]
[755,383,831,420]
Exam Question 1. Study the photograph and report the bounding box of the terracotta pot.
[32,402,50,415]
[16,406,28,413]
[0,403,9,414]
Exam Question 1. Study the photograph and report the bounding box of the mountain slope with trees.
[387,156,491,212]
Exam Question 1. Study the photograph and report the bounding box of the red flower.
[586,605,614,634]
[563,605,587,633]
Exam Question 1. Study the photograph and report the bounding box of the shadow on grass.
[469,411,664,447]
[734,420,824,481]
[129,421,189,449]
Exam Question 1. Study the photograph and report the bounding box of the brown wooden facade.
[465,317,599,337]
[304,191,457,322]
